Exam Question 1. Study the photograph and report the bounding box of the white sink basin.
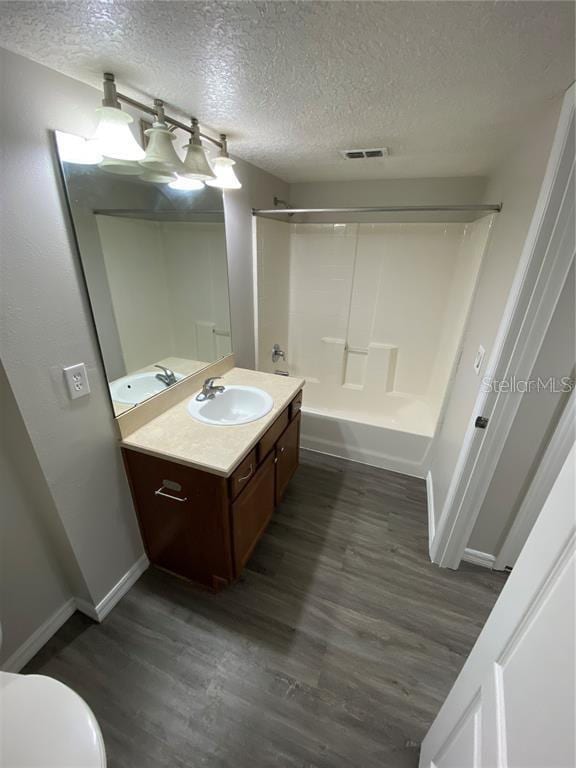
[109,371,184,405]
[187,385,274,425]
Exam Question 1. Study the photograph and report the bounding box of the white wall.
[469,263,575,556]
[256,217,291,372]
[289,177,488,223]
[427,215,494,415]
[0,365,87,668]
[0,47,145,607]
[427,96,564,531]
[223,158,289,368]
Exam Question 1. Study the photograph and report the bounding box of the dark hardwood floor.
[25,450,507,767]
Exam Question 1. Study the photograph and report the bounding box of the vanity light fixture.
[181,118,216,180]
[139,100,186,178]
[168,177,205,191]
[66,73,241,189]
[141,169,178,184]
[206,135,242,190]
[91,73,145,175]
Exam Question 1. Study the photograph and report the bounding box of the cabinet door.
[122,449,233,588]
[275,413,300,505]
[231,452,275,573]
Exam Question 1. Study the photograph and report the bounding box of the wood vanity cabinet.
[122,391,302,591]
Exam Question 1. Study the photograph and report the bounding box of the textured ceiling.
[0,1,573,182]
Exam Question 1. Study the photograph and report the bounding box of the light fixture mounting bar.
[114,89,223,149]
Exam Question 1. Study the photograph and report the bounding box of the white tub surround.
[255,217,493,474]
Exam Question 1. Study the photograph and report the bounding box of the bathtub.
[299,394,434,478]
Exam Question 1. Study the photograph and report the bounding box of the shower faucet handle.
[272,343,285,363]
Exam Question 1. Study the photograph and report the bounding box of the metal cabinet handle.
[155,486,188,502]
[237,464,253,483]
[279,446,285,453]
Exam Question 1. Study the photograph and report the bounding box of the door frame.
[431,84,575,568]
[494,386,575,570]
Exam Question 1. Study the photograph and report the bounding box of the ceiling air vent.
[339,147,390,159]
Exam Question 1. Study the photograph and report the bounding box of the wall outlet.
[63,363,91,400]
[473,345,486,375]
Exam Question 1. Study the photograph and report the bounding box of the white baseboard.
[76,554,149,622]
[2,555,149,673]
[2,598,76,673]
[462,548,495,569]
[426,471,435,559]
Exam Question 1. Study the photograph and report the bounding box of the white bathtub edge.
[300,433,427,479]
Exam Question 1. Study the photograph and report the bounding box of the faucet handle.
[204,376,222,387]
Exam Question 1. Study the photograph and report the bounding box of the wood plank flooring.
[25,450,507,767]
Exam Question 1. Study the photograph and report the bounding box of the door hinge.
[475,416,489,429]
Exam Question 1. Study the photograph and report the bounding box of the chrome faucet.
[154,365,177,387]
[196,376,225,401]
[272,343,286,363]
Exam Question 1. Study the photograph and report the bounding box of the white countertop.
[120,367,304,477]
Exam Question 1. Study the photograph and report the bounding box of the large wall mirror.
[55,130,233,416]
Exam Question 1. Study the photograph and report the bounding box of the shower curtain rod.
[252,204,501,215]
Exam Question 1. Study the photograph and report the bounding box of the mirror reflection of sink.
[187,385,273,425]
[109,371,184,405]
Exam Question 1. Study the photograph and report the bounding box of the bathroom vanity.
[55,138,305,590]
[120,367,303,590]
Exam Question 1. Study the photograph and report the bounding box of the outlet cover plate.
[63,363,90,399]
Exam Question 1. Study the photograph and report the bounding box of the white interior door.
[420,443,575,768]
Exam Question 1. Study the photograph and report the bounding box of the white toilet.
[0,671,106,767]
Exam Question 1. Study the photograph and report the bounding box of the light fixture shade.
[139,122,186,174]
[56,132,103,165]
[140,169,177,184]
[169,176,205,191]
[91,106,145,161]
[181,142,215,180]
[99,157,143,176]
[206,156,242,189]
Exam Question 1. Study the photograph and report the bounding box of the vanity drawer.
[290,390,303,420]
[257,407,289,462]
[228,449,257,500]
